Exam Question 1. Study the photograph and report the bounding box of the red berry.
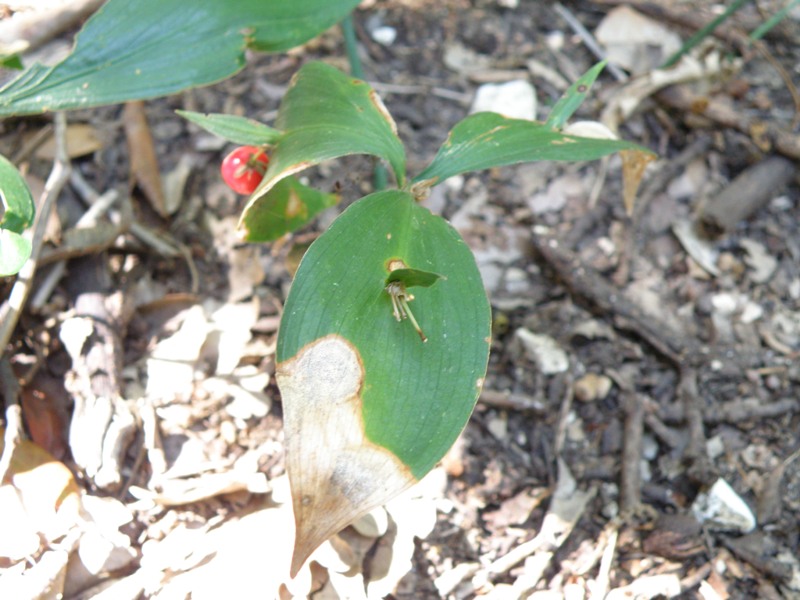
[220,146,270,194]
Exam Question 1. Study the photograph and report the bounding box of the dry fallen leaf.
[0,428,82,561]
[124,100,167,217]
[620,149,656,215]
[35,123,104,160]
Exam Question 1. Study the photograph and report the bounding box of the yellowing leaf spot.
[277,335,416,576]
[386,258,407,272]
[369,89,399,136]
[285,189,307,219]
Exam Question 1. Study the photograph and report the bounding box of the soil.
[2,1,800,598]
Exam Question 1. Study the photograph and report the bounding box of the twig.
[620,391,644,511]
[657,84,800,161]
[589,522,619,600]
[699,156,795,236]
[0,112,71,353]
[678,367,714,484]
[643,411,685,450]
[552,3,627,82]
[0,357,23,482]
[553,375,574,457]
[69,169,180,257]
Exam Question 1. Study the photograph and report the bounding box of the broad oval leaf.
[0,154,35,233]
[0,229,31,277]
[176,111,282,146]
[276,190,490,575]
[238,62,406,238]
[412,112,651,188]
[0,0,361,116]
[239,176,339,242]
[0,154,34,276]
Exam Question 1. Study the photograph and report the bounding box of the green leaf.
[0,0,361,116]
[386,267,444,288]
[238,62,406,235]
[0,154,35,276]
[413,112,650,188]
[176,111,282,146]
[0,229,31,277]
[546,61,606,130]
[0,154,35,234]
[0,55,23,70]
[238,176,338,242]
[276,189,490,575]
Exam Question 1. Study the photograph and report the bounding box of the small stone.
[574,373,613,402]
[691,478,756,533]
[471,80,537,121]
[705,435,725,460]
[515,328,569,374]
[487,413,508,440]
[371,26,397,46]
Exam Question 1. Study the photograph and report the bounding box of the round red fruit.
[220,146,270,195]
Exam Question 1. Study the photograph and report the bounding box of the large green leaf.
[412,112,649,188]
[276,189,490,574]
[239,175,338,242]
[238,62,406,238]
[0,154,35,276]
[0,0,361,116]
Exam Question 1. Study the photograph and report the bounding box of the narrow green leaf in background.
[238,176,339,242]
[0,154,35,276]
[413,112,650,188]
[238,62,406,238]
[177,111,282,146]
[546,61,607,130]
[0,0,361,116]
[276,189,490,575]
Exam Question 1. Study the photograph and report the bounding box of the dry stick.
[530,235,722,488]
[658,84,800,161]
[589,522,619,600]
[620,391,644,511]
[0,114,69,480]
[552,2,627,82]
[69,169,180,258]
[0,112,71,353]
[699,155,796,236]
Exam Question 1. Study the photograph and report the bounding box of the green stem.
[341,14,364,79]
[749,0,799,41]
[341,13,388,190]
[661,0,750,68]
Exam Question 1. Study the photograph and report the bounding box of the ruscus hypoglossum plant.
[0,0,653,576]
